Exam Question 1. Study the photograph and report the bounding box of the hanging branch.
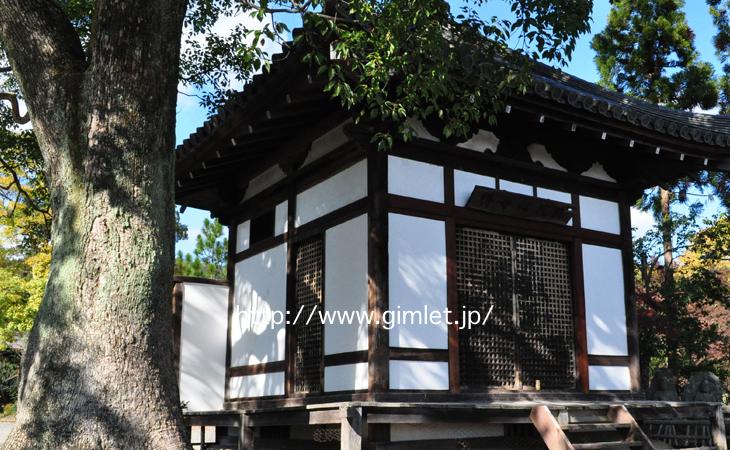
[0,92,30,124]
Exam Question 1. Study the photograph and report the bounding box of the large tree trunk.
[0,0,189,448]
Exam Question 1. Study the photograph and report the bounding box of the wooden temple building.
[172,41,730,450]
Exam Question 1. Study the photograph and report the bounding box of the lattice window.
[456,227,576,390]
[294,237,324,394]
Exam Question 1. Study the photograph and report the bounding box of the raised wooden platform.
[184,401,729,450]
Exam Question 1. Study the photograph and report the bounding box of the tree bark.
[0,0,189,448]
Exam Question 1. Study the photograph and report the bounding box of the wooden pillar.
[171,280,184,383]
[239,413,254,450]
[571,194,589,393]
[619,192,641,392]
[340,406,366,450]
[367,150,389,393]
[711,404,728,450]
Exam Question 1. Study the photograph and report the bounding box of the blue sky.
[174,0,725,255]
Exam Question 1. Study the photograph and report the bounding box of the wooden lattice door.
[293,237,324,394]
[456,227,576,390]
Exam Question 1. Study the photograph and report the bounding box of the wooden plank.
[324,351,369,367]
[341,406,365,450]
[375,436,541,450]
[389,348,448,362]
[240,413,254,450]
[588,355,631,366]
[367,413,531,424]
[530,405,575,450]
[711,404,728,450]
[247,409,341,426]
[229,361,287,377]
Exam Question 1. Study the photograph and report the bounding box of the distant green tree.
[591,0,718,109]
[709,0,730,113]
[175,218,227,280]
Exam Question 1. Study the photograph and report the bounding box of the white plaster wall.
[390,423,503,441]
[324,363,369,392]
[580,196,620,234]
[388,213,448,349]
[589,365,631,391]
[581,162,617,182]
[387,156,444,202]
[231,244,288,366]
[528,143,567,172]
[324,215,369,355]
[456,129,499,153]
[236,220,250,253]
[453,170,496,207]
[499,179,533,196]
[296,160,367,226]
[389,360,449,390]
[582,244,629,356]
[274,200,288,236]
[229,372,285,398]
[303,120,352,167]
[178,283,229,412]
[244,165,287,201]
[536,187,571,204]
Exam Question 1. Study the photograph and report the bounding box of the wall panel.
[179,283,229,412]
[387,156,444,202]
[229,372,286,398]
[231,244,288,366]
[324,214,369,355]
[389,360,449,390]
[580,196,620,234]
[582,244,629,356]
[324,363,369,392]
[588,365,631,391]
[388,213,448,349]
[296,160,367,226]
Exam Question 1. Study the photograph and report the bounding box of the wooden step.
[572,441,642,449]
[563,423,632,432]
[568,411,613,423]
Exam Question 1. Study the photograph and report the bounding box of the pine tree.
[708,0,730,113]
[592,0,718,109]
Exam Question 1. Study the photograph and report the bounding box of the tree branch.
[0,0,86,130]
[0,66,11,73]
[0,154,51,217]
[0,92,29,124]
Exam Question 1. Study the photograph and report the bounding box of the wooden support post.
[239,413,254,450]
[367,150,389,393]
[711,404,728,450]
[340,405,366,450]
